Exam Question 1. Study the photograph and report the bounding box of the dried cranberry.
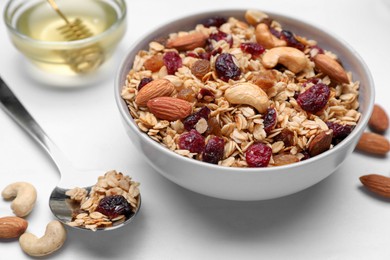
[198,88,214,101]
[240,42,265,58]
[245,143,272,167]
[326,121,355,144]
[202,16,227,28]
[178,129,205,153]
[280,30,305,51]
[163,51,182,75]
[269,27,281,38]
[311,45,325,55]
[207,30,233,48]
[96,195,132,219]
[263,107,277,134]
[215,53,241,82]
[186,52,199,58]
[138,77,153,91]
[183,106,211,131]
[202,136,225,164]
[302,77,320,87]
[297,83,330,114]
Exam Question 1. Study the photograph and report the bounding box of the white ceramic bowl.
[115,10,374,201]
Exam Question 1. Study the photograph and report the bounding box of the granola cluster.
[121,10,360,167]
[65,170,140,231]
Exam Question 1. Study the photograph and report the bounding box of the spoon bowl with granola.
[115,10,374,200]
[0,77,141,231]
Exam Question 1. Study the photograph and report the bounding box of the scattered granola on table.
[65,170,140,231]
[121,10,361,168]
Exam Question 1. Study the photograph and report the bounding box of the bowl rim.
[115,8,375,174]
[3,0,127,47]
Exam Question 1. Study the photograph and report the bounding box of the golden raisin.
[177,88,196,102]
[144,54,164,72]
[252,70,276,90]
[191,59,211,79]
[205,117,222,137]
[273,153,299,166]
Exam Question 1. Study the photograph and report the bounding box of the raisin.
[144,54,164,72]
[205,117,222,136]
[202,16,227,28]
[178,129,205,153]
[300,150,310,161]
[191,59,211,79]
[263,107,277,134]
[280,30,305,51]
[138,77,153,91]
[297,83,330,114]
[252,70,276,90]
[96,195,132,220]
[326,121,355,144]
[274,128,295,147]
[163,51,182,75]
[240,42,265,58]
[215,53,241,82]
[202,136,225,164]
[183,106,211,131]
[177,88,196,102]
[245,143,272,167]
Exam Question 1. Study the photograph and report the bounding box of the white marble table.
[1,0,390,259]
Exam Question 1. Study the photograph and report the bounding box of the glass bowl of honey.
[4,0,126,86]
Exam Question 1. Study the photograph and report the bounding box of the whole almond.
[135,79,175,107]
[368,104,389,133]
[313,54,349,84]
[147,97,192,121]
[308,129,333,156]
[0,216,28,239]
[360,174,390,198]
[356,132,390,155]
[166,32,207,51]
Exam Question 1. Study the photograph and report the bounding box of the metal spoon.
[0,77,140,231]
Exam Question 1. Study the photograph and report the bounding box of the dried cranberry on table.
[215,53,241,82]
[245,143,272,167]
[202,136,225,164]
[263,107,277,134]
[202,16,227,28]
[326,121,355,144]
[183,106,211,131]
[178,129,205,153]
[138,77,153,91]
[96,195,133,219]
[163,51,182,75]
[297,83,330,114]
[240,42,265,58]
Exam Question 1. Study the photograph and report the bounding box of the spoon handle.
[0,77,69,174]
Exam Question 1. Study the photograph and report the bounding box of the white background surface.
[1,0,390,259]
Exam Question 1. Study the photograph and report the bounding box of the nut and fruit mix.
[121,10,361,167]
[65,170,140,231]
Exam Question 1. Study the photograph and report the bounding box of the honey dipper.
[46,0,103,73]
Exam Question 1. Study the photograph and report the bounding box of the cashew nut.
[19,220,67,257]
[244,10,269,26]
[261,47,308,73]
[224,82,269,113]
[255,23,287,49]
[2,182,37,217]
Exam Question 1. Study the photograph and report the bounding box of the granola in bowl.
[121,10,360,168]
